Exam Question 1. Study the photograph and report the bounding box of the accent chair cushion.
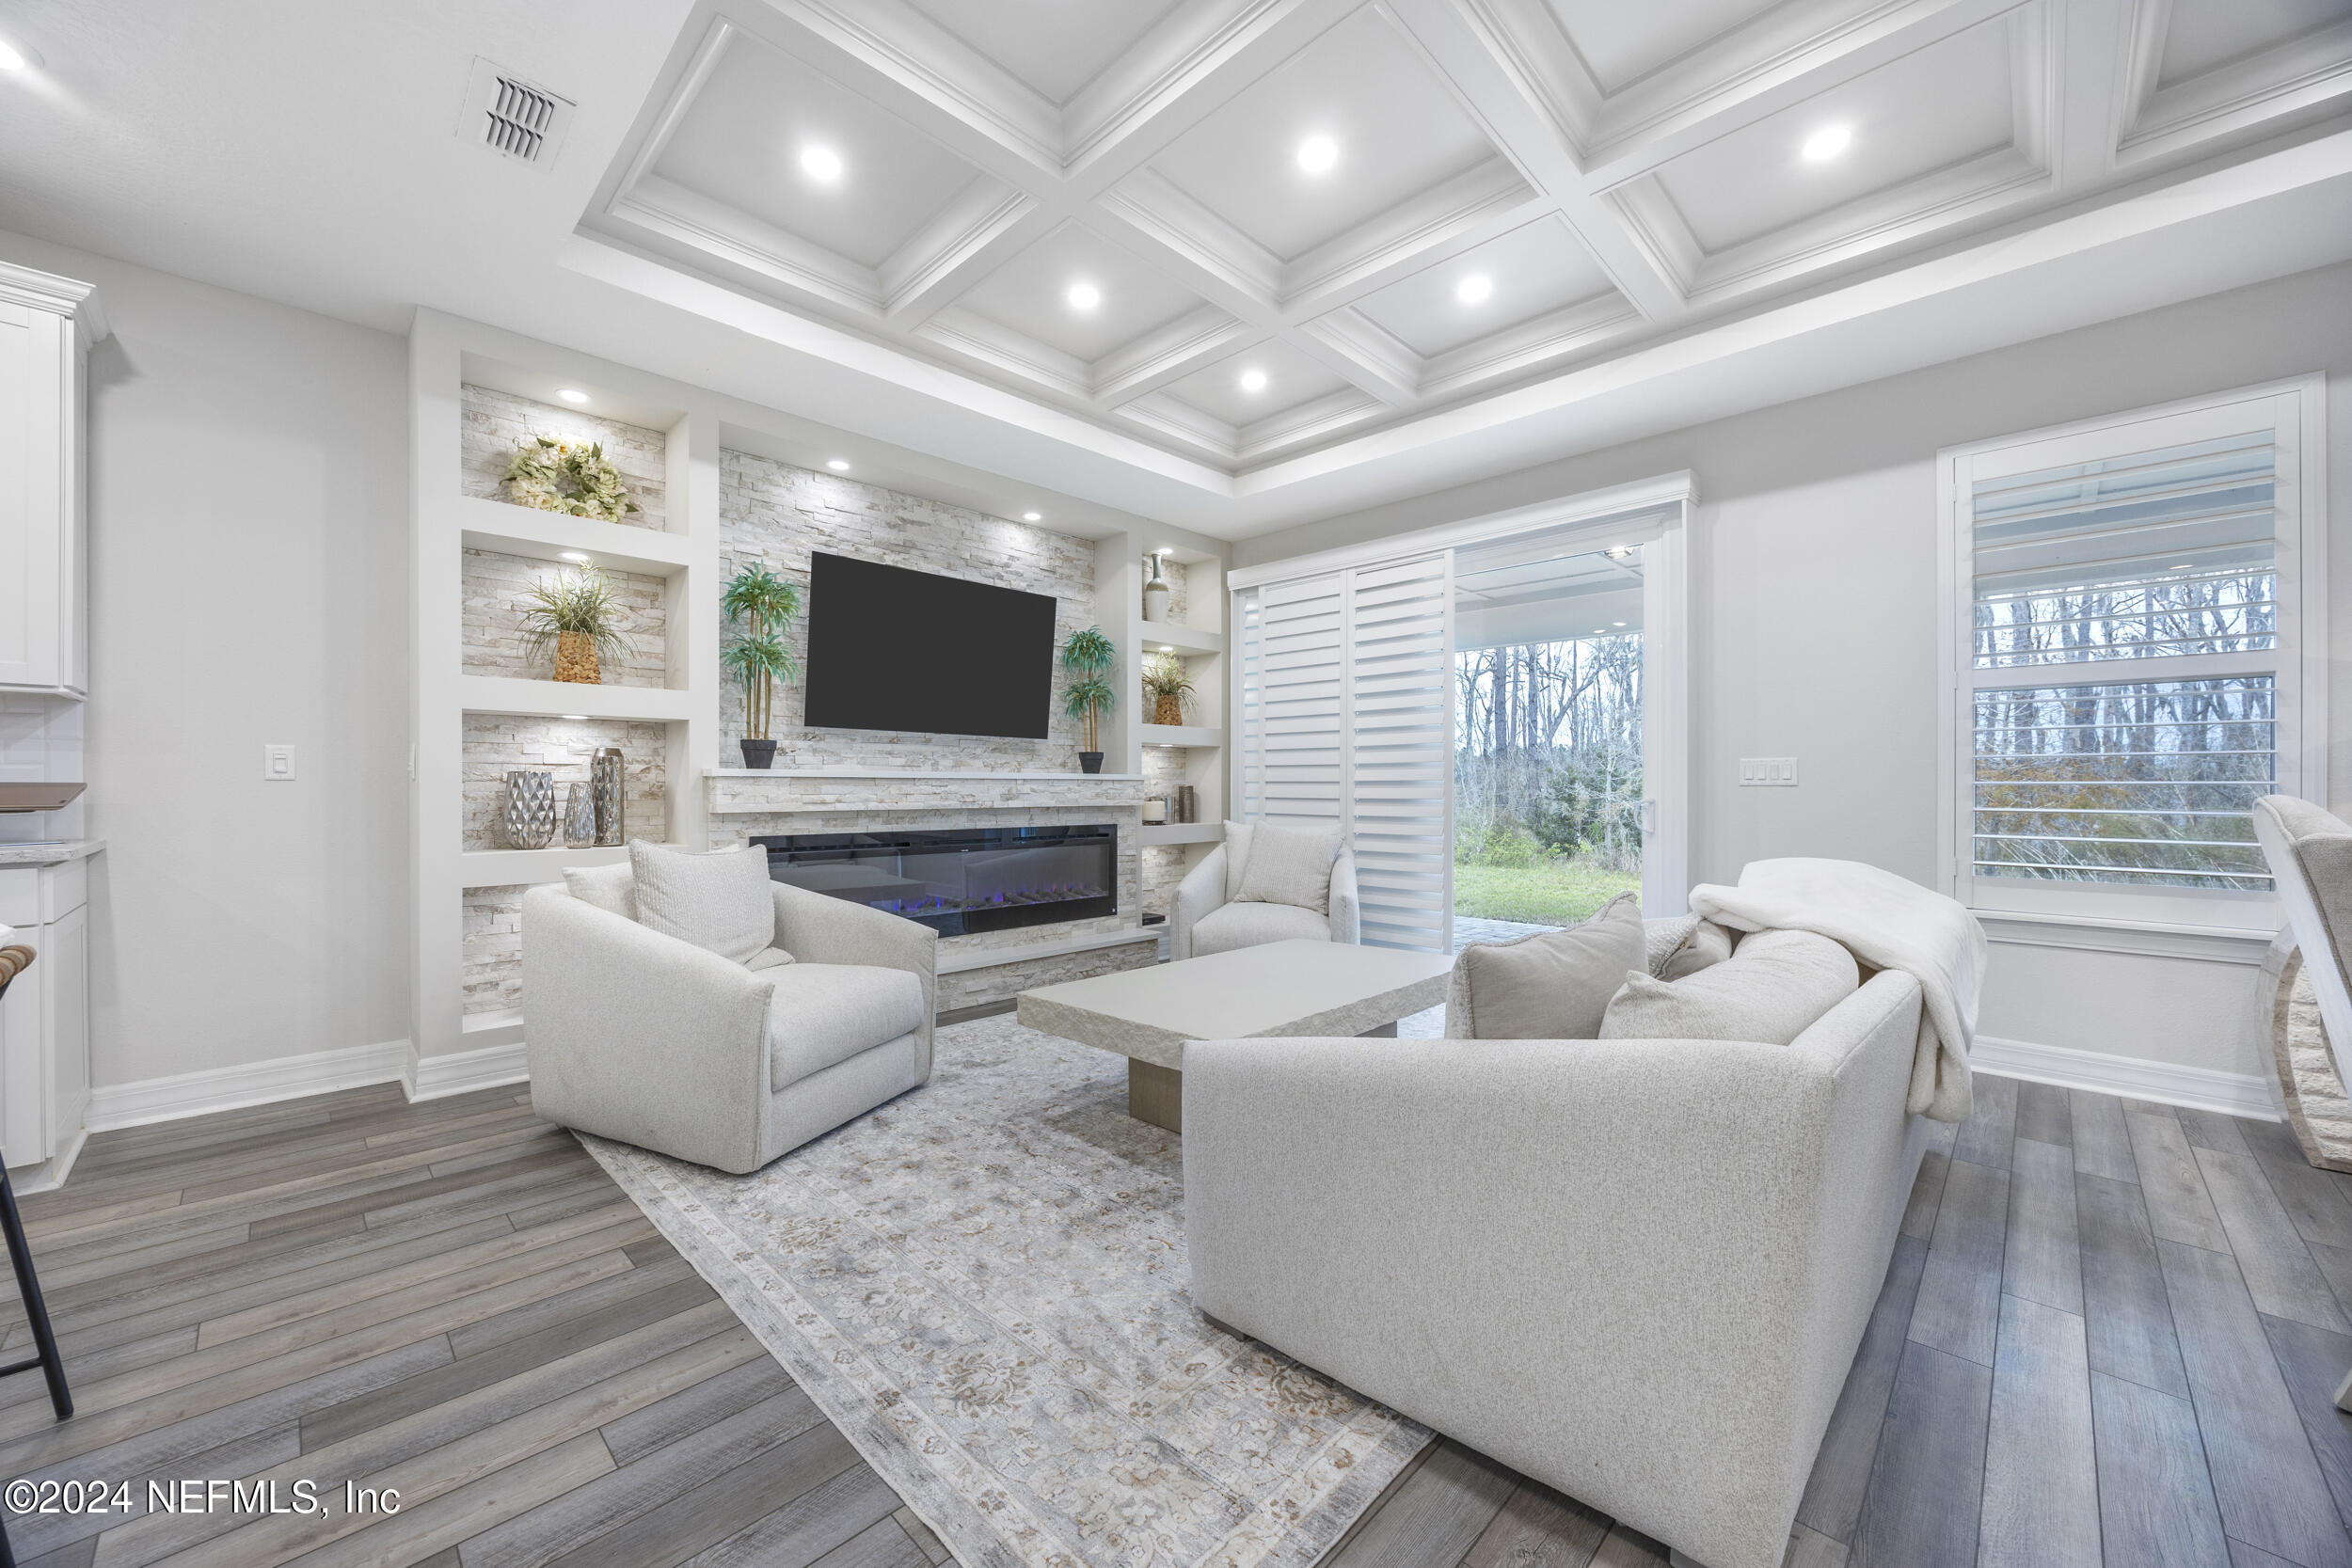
[767,962,927,1091]
[629,841,774,967]
[1600,927,1859,1046]
[564,862,637,922]
[1448,891,1644,1040]
[1234,822,1342,913]
[1192,901,1330,957]
[2264,795,2352,973]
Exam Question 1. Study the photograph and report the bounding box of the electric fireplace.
[750,824,1117,936]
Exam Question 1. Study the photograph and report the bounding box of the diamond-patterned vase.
[563,782,597,848]
[591,748,626,847]
[501,770,556,849]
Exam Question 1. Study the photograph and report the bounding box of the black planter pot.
[1078,752,1104,775]
[739,738,778,770]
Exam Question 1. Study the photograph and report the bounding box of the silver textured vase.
[501,770,556,849]
[591,748,626,847]
[563,782,597,847]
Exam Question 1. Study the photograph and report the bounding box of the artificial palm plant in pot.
[1060,626,1116,774]
[723,561,802,768]
[1141,654,1194,727]
[518,567,631,685]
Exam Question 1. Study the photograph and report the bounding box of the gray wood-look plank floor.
[4,1077,2349,1568]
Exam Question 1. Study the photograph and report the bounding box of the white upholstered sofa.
[1184,968,1929,1568]
[1170,826,1360,960]
[523,877,936,1174]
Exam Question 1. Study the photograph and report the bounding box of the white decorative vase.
[1141,551,1170,623]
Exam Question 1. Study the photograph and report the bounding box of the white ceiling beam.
[2053,0,2137,190]
[1386,0,1688,320]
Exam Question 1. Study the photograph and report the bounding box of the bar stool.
[0,943,72,1568]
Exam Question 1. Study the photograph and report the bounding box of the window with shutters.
[1939,377,2327,928]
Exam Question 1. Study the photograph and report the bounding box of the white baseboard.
[8,1125,87,1195]
[406,1040,530,1102]
[84,1038,413,1133]
[1974,1034,2279,1120]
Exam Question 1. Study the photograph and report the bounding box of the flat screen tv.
[801,552,1058,738]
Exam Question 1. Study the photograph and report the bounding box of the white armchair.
[1171,842,1360,961]
[523,879,936,1174]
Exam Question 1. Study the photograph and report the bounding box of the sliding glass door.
[1232,479,1689,952]
[1451,530,1645,942]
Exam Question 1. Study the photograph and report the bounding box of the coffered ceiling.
[0,0,2345,538]
[580,0,2352,477]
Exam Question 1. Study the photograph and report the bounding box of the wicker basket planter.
[554,630,600,684]
[1152,693,1184,726]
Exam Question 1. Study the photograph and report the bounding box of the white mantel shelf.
[707,767,1149,818]
[706,768,1143,780]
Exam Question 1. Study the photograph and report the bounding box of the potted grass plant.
[518,566,631,685]
[1060,626,1116,774]
[723,561,802,769]
[1142,653,1194,727]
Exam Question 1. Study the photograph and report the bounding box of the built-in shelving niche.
[461,385,668,528]
[457,714,668,1015]
[461,548,670,688]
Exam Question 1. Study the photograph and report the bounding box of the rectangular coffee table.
[1016,938,1455,1132]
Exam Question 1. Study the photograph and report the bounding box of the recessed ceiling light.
[1066,280,1102,312]
[560,715,588,722]
[1613,621,1627,627]
[0,35,39,72]
[1238,367,1268,393]
[799,145,844,182]
[827,459,850,472]
[2170,562,2194,570]
[1022,511,1041,522]
[559,551,591,563]
[1159,645,1174,654]
[1801,124,1852,163]
[556,388,590,404]
[1296,135,1339,175]
[1455,274,1493,306]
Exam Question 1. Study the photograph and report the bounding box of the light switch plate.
[264,744,296,782]
[1740,757,1797,786]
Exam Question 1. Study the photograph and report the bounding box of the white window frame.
[1935,375,2328,934]
[1229,472,1692,933]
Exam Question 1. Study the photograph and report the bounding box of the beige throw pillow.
[1450,892,1644,1040]
[1222,820,1257,902]
[1599,927,1858,1046]
[563,862,637,922]
[1660,918,1737,981]
[628,841,775,967]
[1235,822,1341,913]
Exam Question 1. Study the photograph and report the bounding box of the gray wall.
[1236,260,2352,1080]
[0,228,411,1090]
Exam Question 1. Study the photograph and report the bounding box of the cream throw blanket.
[1689,858,1986,1122]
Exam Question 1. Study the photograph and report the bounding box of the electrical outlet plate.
[1739,757,1797,786]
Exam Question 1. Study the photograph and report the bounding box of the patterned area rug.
[581,1013,1429,1568]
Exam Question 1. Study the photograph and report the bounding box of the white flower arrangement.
[501,436,641,524]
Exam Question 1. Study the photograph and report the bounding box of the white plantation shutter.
[1349,555,1453,949]
[1254,573,1346,832]
[1945,379,2320,918]
[1234,558,1454,951]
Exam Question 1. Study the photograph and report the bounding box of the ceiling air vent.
[458,57,574,169]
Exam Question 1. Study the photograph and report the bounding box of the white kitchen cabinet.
[0,262,103,697]
[0,852,92,1187]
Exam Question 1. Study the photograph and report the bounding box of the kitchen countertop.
[0,840,104,867]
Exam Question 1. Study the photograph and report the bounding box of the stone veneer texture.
[460,385,667,530]
[463,885,529,1016]
[719,451,1095,770]
[461,717,668,853]
[461,548,669,686]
